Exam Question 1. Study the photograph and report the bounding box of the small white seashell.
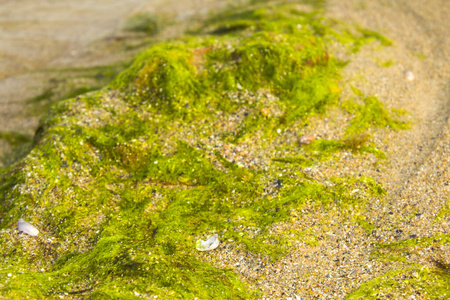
[196,234,219,251]
[404,70,414,81]
[18,219,39,236]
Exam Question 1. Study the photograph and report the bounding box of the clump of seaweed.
[0,1,407,298]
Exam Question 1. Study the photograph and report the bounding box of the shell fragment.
[196,234,219,251]
[18,219,39,236]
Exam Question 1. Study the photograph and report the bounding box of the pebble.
[404,70,414,81]
[299,134,315,145]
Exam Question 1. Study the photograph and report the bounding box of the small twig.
[66,287,94,295]
[151,226,159,239]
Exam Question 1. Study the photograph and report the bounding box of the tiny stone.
[299,134,315,145]
[261,107,270,116]
[404,70,414,81]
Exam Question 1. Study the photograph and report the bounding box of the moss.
[0,0,408,298]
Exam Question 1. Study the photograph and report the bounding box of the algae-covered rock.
[0,1,420,299]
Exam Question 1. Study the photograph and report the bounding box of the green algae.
[272,135,385,167]
[344,87,409,135]
[0,131,32,147]
[347,235,450,299]
[123,13,159,36]
[435,197,450,222]
[113,1,394,133]
[380,60,394,68]
[345,95,409,134]
[375,235,450,252]
[346,266,450,300]
[0,101,387,297]
[111,32,340,130]
[0,1,412,298]
[26,63,130,117]
[0,132,34,170]
[356,28,393,47]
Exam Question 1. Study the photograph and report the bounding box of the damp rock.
[196,234,219,251]
[18,219,39,236]
[299,134,315,145]
[404,70,414,81]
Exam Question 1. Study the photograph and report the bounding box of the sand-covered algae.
[272,135,386,167]
[346,235,450,299]
[0,1,411,298]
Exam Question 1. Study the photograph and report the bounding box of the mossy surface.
[0,1,410,298]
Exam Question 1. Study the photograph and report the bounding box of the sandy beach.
[251,0,450,297]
